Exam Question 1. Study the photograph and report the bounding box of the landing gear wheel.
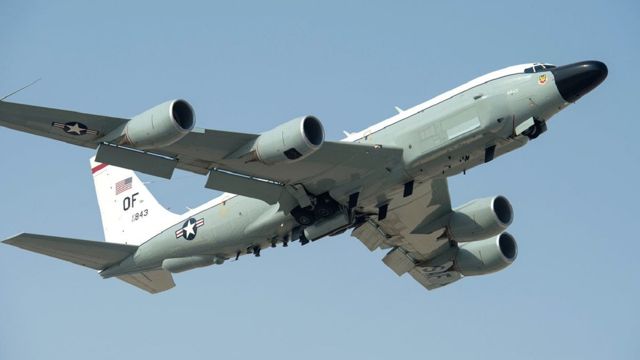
[523,120,547,140]
[314,202,338,218]
[291,207,315,226]
[523,126,538,139]
[313,193,339,219]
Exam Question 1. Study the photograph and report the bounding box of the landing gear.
[290,192,340,226]
[291,206,315,226]
[523,119,547,140]
[313,193,339,219]
[289,191,352,245]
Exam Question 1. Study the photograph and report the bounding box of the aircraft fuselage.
[100,61,605,278]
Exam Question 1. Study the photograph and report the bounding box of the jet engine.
[453,232,518,276]
[122,99,195,149]
[249,116,324,165]
[162,255,223,273]
[448,195,513,242]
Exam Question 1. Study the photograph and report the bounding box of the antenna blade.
[1,78,42,101]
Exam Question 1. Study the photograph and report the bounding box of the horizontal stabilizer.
[3,233,137,270]
[117,269,176,294]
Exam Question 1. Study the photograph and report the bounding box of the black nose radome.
[551,60,608,103]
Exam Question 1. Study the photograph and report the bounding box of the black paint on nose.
[551,61,608,103]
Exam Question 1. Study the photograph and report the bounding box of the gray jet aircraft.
[1,61,607,293]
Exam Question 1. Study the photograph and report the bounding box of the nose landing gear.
[522,118,547,140]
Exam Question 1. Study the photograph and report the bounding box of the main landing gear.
[290,192,340,226]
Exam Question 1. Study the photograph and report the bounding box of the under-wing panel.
[351,178,463,290]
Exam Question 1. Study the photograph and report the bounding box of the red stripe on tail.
[91,163,108,174]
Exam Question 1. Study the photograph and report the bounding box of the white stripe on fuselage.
[341,63,536,142]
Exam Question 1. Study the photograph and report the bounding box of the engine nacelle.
[123,99,195,149]
[162,255,223,273]
[449,195,513,242]
[454,232,518,276]
[251,116,324,165]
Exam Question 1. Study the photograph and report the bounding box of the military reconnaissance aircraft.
[0,61,607,293]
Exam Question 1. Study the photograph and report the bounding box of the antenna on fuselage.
[0,78,42,101]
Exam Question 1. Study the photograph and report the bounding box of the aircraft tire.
[292,207,315,226]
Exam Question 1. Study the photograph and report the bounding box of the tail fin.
[90,157,180,245]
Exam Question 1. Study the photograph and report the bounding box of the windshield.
[524,63,556,73]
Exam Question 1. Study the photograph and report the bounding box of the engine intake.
[251,115,324,165]
[449,195,513,242]
[454,232,518,276]
[122,99,195,149]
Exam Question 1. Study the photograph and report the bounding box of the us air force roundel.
[175,218,205,240]
[51,121,99,136]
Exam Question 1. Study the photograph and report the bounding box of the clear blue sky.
[1,1,638,359]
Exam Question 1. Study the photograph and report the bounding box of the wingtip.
[3,232,39,245]
[2,233,24,245]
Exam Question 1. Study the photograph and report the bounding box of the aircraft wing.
[351,178,463,290]
[0,101,403,205]
[0,101,126,148]
[158,130,403,195]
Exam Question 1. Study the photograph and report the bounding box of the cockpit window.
[524,64,556,73]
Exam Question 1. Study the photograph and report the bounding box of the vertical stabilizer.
[90,156,180,245]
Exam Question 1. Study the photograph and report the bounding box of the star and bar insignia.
[51,121,99,136]
[175,218,205,240]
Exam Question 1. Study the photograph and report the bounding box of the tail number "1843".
[131,209,149,222]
